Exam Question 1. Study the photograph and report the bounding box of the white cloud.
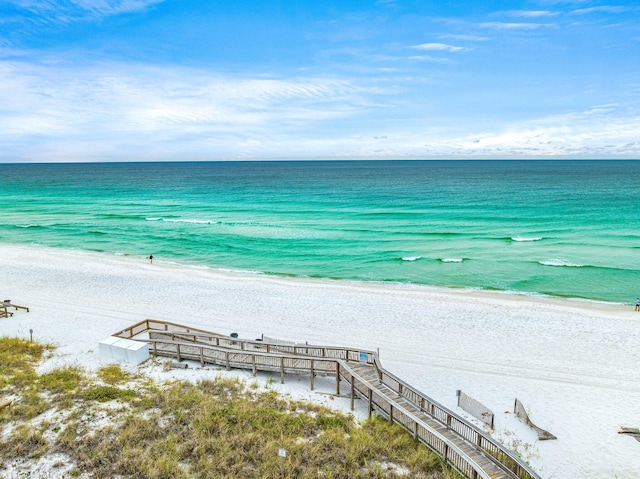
[478,22,555,30]
[443,106,640,158]
[506,10,560,18]
[570,6,628,15]
[73,0,164,15]
[0,60,385,160]
[3,59,639,161]
[439,34,489,42]
[534,0,589,5]
[300,105,640,160]
[4,0,164,22]
[411,43,468,52]
[408,55,452,63]
[1,56,638,161]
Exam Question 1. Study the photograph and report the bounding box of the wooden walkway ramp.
[1,301,29,318]
[114,319,541,479]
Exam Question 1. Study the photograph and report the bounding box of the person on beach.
[636,297,640,311]
[149,255,153,264]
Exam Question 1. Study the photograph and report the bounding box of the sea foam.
[146,217,217,225]
[511,236,543,242]
[539,259,583,268]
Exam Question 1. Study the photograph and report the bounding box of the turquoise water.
[1,160,638,304]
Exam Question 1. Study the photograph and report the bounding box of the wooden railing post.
[310,359,315,390]
[280,357,285,384]
[336,362,341,395]
[350,375,355,411]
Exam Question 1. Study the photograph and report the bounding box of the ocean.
[1,160,638,305]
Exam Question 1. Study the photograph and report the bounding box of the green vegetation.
[0,337,460,478]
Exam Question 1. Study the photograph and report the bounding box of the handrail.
[146,330,378,365]
[340,360,493,479]
[115,319,541,479]
[370,355,536,479]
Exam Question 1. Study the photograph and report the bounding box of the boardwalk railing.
[369,355,535,479]
[114,319,541,479]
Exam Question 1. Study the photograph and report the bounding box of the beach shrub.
[96,364,131,385]
[7,388,50,420]
[0,423,48,460]
[0,338,455,479]
[0,337,50,389]
[39,365,85,394]
[84,385,136,402]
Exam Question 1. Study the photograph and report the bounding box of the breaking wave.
[511,236,543,242]
[539,259,583,268]
[146,217,217,225]
[440,258,463,263]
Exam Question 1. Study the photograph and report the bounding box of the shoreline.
[1,242,639,478]
[3,242,633,314]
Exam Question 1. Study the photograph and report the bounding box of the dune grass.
[0,337,461,478]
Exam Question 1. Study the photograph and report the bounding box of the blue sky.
[1,0,639,161]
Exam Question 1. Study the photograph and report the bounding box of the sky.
[1,0,639,161]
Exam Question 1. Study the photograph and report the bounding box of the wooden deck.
[114,319,541,479]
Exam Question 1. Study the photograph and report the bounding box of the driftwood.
[0,399,12,410]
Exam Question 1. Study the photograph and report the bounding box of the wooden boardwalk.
[114,319,541,479]
[1,301,29,318]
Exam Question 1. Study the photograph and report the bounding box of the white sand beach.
[1,243,638,478]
